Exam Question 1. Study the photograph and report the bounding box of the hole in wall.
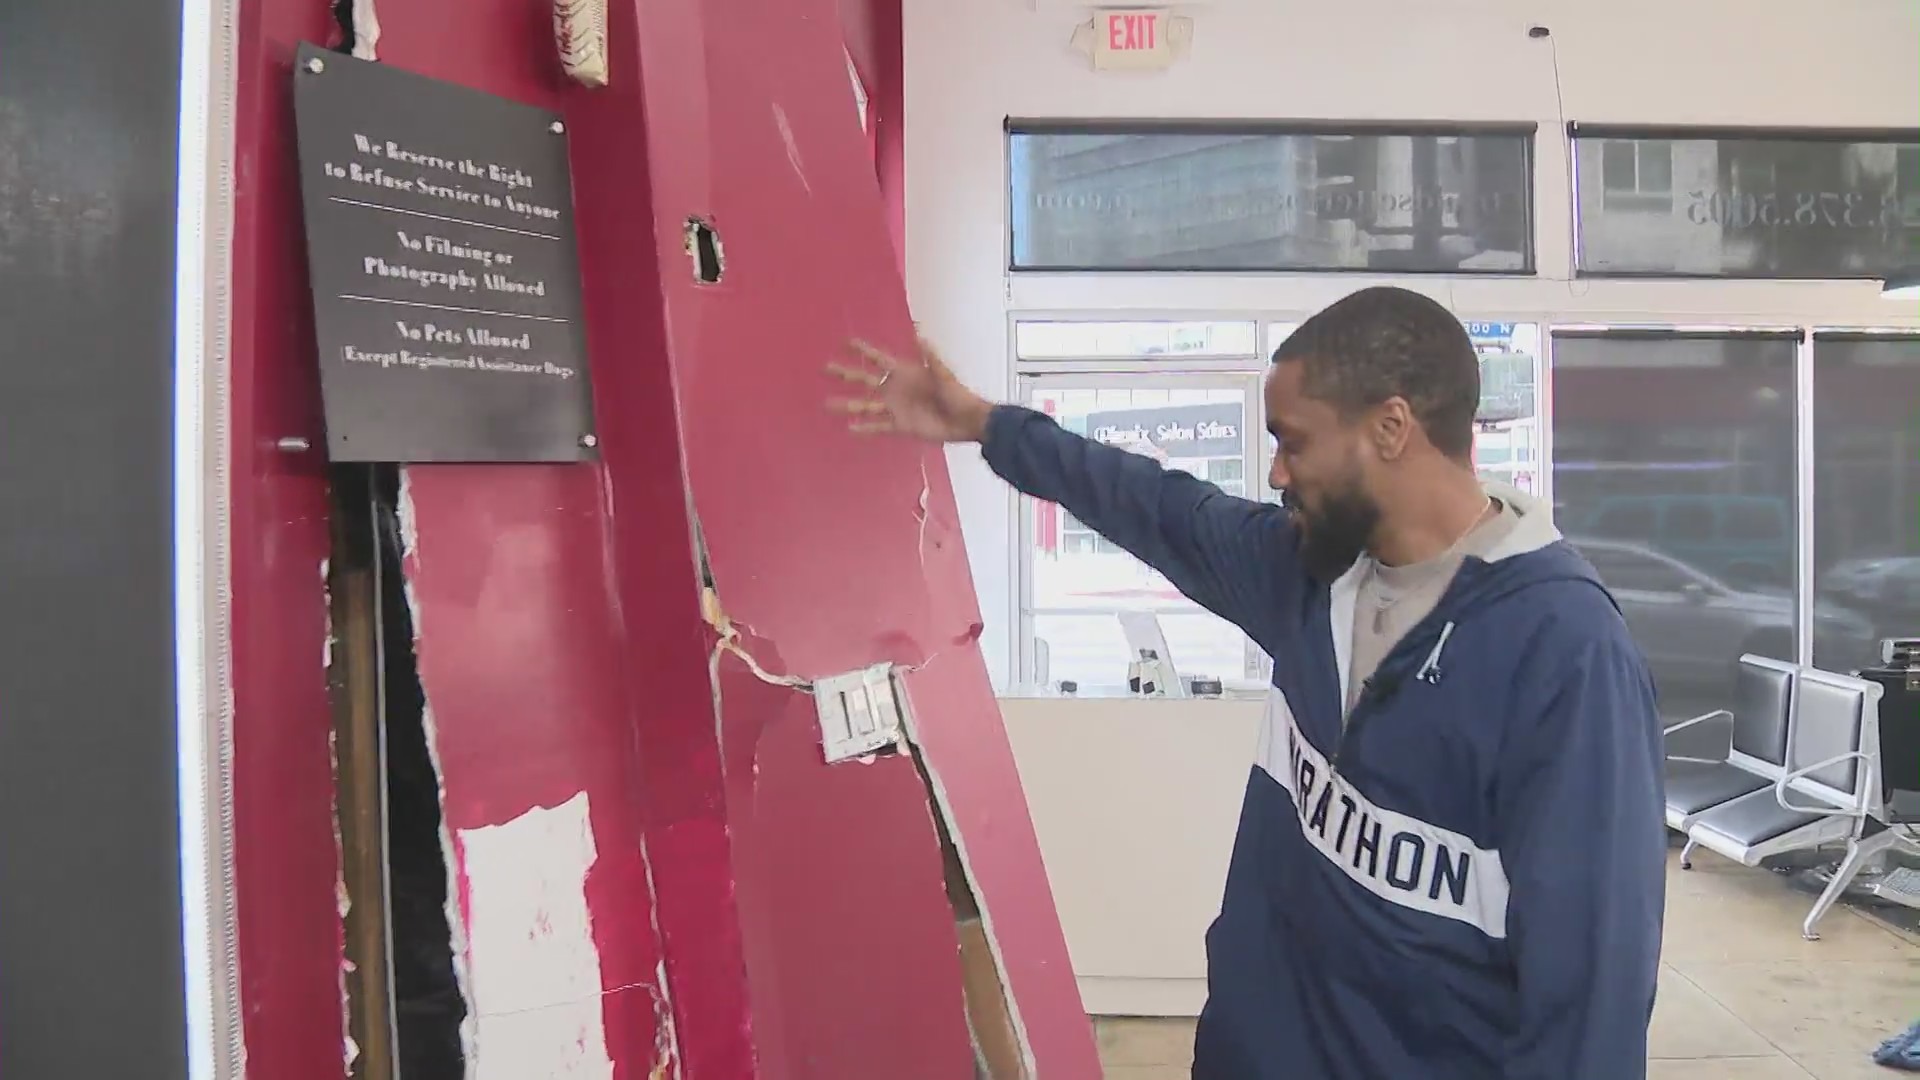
[375,466,469,1080]
[685,217,724,284]
[330,0,356,53]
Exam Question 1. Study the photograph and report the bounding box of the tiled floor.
[1095,849,1920,1079]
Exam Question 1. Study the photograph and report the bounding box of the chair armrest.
[1774,752,1872,815]
[1664,708,1732,735]
[1664,709,1734,763]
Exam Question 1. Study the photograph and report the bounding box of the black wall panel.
[0,0,191,1074]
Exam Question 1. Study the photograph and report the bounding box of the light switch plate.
[812,662,907,763]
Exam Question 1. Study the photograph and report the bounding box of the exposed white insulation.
[349,0,381,61]
[458,794,614,1080]
[554,0,610,87]
[320,557,332,667]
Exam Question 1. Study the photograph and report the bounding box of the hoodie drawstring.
[1416,621,1455,685]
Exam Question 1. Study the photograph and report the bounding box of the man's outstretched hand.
[826,336,995,444]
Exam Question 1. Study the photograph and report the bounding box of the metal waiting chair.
[1661,654,1796,834]
[1681,666,1887,940]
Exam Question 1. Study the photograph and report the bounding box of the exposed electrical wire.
[701,586,813,692]
[1538,27,1568,135]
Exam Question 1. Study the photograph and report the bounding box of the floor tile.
[1646,1057,1813,1079]
[1091,857,1917,1076]
[1663,853,1916,966]
[1792,1051,1911,1080]
[1094,1017,1196,1067]
[1649,966,1775,1059]
[1685,959,1920,1057]
[1102,1067,1191,1080]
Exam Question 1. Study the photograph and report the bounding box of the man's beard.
[1283,482,1380,582]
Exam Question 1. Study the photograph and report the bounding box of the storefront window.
[1010,124,1535,273]
[1573,128,1920,278]
[1021,380,1262,691]
[1551,331,1805,721]
[1467,322,1541,495]
[1812,333,1920,671]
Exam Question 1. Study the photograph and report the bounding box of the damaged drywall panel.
[398,463,678,1078]
[235,0,1061,1074]
[230,0,766,1071]
[337,4,685,1075]
[710,650,978,1076]
[558,20,768,1080]
[601,0,1103,1074]
[563,0,1039,1074]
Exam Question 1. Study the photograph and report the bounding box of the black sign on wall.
[1,0,190,1073]
[293,43,596,462]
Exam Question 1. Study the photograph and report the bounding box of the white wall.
[905,0,1920,686]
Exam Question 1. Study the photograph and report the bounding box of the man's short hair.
[1271,286,1480,459]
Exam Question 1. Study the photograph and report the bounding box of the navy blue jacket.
[982,405,1665,1079]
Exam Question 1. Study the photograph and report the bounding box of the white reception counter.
[998,694,1263,1017]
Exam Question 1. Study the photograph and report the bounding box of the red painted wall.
[840,0,905,266]
[230,2,351,1073]
[227,0,1094,1075]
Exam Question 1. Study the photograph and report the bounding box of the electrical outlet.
[812,662,907,763]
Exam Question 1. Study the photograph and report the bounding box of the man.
[829,286,1666,1079]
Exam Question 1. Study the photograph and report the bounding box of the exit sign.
[1092,8,1173,70]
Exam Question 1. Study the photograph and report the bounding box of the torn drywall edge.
[394,469,483,1077]
[321,557,333,669]
[649,956,682,1078]
[915,460,931,571]
[895,691,1038,1078]
[329,725,358,1071]
[349,0,381,60]
[638,841,683,1078]
[418,670,482,1075]
[322,560,358,1072]
[687,505,733,770]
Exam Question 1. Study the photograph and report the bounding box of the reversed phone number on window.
[1683,190,1911,229]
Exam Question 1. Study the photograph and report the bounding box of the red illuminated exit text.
[1106,11,1159,51]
